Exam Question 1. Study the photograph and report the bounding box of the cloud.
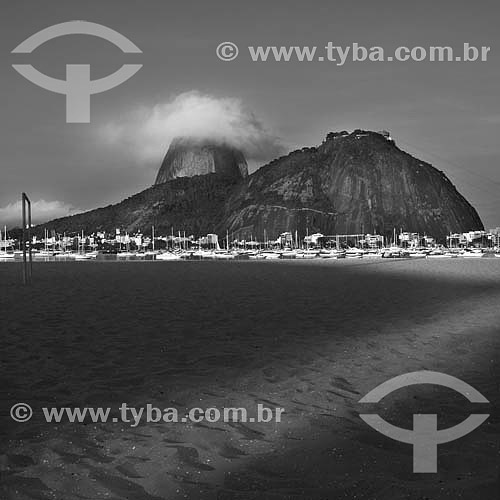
[0,200,79,228]
[100,91,285,166]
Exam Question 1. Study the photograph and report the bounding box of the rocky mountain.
[37,174,238,238]
[155,137,248,184]
[222,130,483,239]
[37,131,483,242]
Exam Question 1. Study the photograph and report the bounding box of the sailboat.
[461,248,485,258]
[35,228,52,258]
[156,251,181,260]
[116,232,136,258]
[144,226,159,256]
[0,226,14,259]
[74,230,97,260]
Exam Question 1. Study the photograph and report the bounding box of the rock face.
[222,130,484,240]
[37,131,483,242]
[155,137,248,184]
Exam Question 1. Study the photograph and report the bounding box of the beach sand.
[1,259,499,499]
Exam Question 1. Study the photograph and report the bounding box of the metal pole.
[27,198,32,280]
[22,193,27,285]
[21,193,33,285]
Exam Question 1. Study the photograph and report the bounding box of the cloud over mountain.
[100,91,285,168]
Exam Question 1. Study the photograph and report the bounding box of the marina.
[1,246,499,262]
[2,224,500,263]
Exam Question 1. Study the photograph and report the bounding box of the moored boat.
[156,251,181,261]
[381,247,402,258]
[408,251,427,259]
[260,251,281,260]
[117,252,137,258]
[248,252,267,260]
[345,247,364,258]
[295,249,319,259]
[319,249,344,259]
[74,253,97,260]
[461,249,484,258]
[362,251,381,258]
[213,251,235,260]
[34,250,53,258]
[280,249,297,259]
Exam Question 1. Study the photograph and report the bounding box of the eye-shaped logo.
[359,371,489,473]
[11,21,142,123]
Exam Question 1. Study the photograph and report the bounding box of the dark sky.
[1,0,499,229]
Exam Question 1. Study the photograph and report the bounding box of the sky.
[1,0,499,229]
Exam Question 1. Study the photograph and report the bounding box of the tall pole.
[28,199,32,276]
[21,193,32,285]
[22,195,27,285]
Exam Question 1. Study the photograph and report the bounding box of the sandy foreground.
[1,259,499,499]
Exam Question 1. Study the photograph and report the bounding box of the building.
[199,234,220,249]
[303,233,324,246]
[277,232,293,247]
[360,234,384,249]
[447,231,490,248]
[398,232,420,248]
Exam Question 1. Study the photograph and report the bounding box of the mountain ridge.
[32,130,483,242]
